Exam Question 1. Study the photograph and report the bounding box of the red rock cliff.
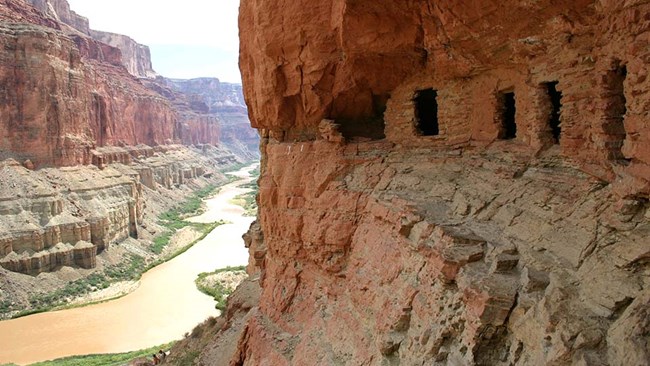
[25,0,89,34]
[0,0,236,167]
[165,78,260,157]
[90,30,157,79]
[225,1,650,365]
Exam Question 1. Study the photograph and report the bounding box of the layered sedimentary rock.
[90,30,157,79]
[25,0,88,34]
[0,0,175,167]
[165,78,260,159]
[166,78,248,114]
[0,145,240,275]
[141,78,222,147]
[196,0,650,365]
[0,0,251,168]
[25,0,156,79]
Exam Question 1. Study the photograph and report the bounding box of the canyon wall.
[167,78,248,114]
[25,0,88,34]
[165,78,260,159]
[194,1,650,365]
[0,0,176,166]
[89,30,157,79]
[0,0,255,168]
[0,144,241,275]
[25,0,156,79]
[0,0,257,279]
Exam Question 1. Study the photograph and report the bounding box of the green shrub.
[151,183,223,254]
[195,266,247,311]
[28,342,174,366]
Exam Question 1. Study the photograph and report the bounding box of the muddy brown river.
[0,164,258,365]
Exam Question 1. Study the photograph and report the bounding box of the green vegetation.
[9,183,227,318]
[1,164,259,320]
[175,350,200,365]
[230,189,258,217]
[195,266,247,310]
[25,342,174,366]
[230,168,259,217]
[144,221,224,273]
[21,255,144,316]
[0,299,15,314]
[151,183,219,254]
[222,161,250,173]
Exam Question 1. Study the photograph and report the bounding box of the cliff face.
[0,0,252,167]
[216,0,650,365]
[165,78,260,158]
[0,143,242,286]
[25,0,88,34]
[90,30,157,79]
[0,0,174,166]
[24,0,156,79]
[167,78,248,114]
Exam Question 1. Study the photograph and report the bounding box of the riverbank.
[1,187,227,320]
[0,163,258,365]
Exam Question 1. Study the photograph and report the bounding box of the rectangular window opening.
[545,81,562,144]
[498,91,517,140]
[414,88,439,136]
[605,61,629,162]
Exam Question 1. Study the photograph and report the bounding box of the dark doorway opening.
[414,89,439,136]
[498,91,517,139]
[605,62,629,161]
[545,81,562,143]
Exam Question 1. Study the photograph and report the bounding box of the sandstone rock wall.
[166,78,247,114]
[24,0,88,34]
[226,0,650,364]
[0,0,249,168]
[239,0,649,196]
[158,77,259,157]
[0,0,177,167]
[90,30,157,79]
[24,0,156,79]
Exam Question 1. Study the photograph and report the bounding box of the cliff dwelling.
[220,0,650,365]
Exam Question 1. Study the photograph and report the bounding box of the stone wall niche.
[336,94,388,142]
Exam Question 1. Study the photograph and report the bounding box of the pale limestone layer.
[0,144,241,275]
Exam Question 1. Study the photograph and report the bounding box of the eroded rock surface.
[181,0,650,365]
[0,145,241,276]
[0,0,256,167]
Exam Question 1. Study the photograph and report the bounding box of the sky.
[66,0,242,83]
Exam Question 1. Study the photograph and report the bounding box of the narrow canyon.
[0,0,258,320]
[1,0,649,366]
